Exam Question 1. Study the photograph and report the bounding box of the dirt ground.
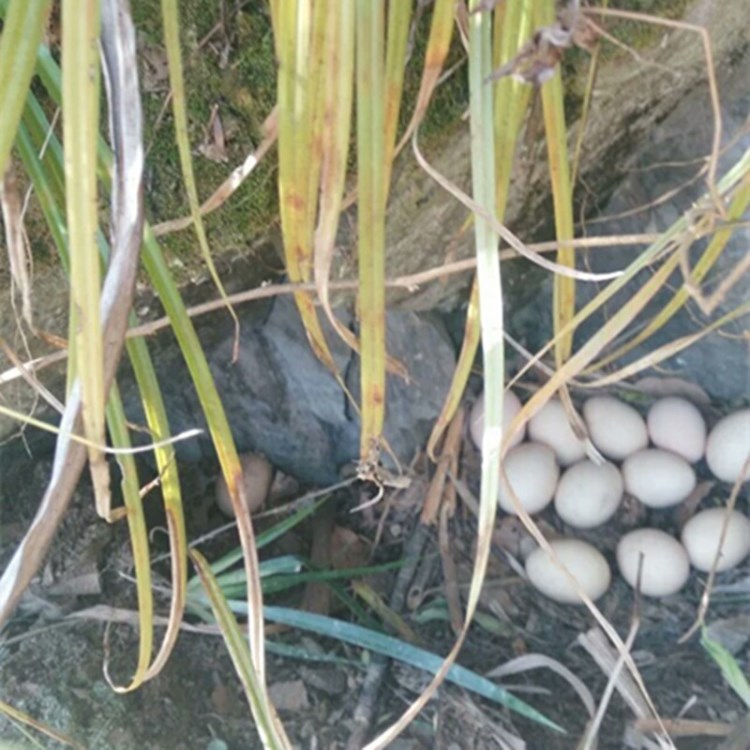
[1,402,748,750]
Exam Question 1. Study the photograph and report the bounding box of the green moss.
[131,1,279,283]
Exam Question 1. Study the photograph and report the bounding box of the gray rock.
[511,48,750,402]
[125,296,455,484]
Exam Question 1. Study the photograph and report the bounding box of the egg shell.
[647,397,706,463]
[216,452,274,517]
[617,528,690,597]
[705,409,750,484]
[528,398,587,466]
[526,539,611,604]
[621,449,696,508]
[681,508,750,572]
[554,460,623,528]
[583,396,648,461]
[470,389,525,452]
[498,442,559,515]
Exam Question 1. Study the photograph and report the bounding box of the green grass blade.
[62,0,108,511]
[356,0,387,460]
[159,0,241,352]
[263,606,563,733]
[191,550,292,749]
[701,626,750,708]
[0,0,51,179]
[536,0,576,366]
[103,384,154,691]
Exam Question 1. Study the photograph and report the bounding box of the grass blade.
[191,550,292,749]
[356,0,387,461]
[62,0,108,512]
[0,0,51,179]
[535,0,576,366]
[263,606,562,732]
[160,0,241,356]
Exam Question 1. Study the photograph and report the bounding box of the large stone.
[122,296,456,484]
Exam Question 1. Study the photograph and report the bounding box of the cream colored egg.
[498,442,559,515]
[526,539,611,604]
[470,389,525,452]
[617,529,690,597]
[681,508,750,572]
[528,398,587,466]
[216,452,274,517]
[647,397,706,463]
[554,460,623,528]
[705,409,750,484]
[622,449,696,508]
[583,396,648,461]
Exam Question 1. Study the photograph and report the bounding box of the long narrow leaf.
[62,0,108,511]
[0,0,51,179]
[261,606,562,732]
[160,0,241,354]
[356,0,387,461]
[536,0,576,366]
[191,550,291,749]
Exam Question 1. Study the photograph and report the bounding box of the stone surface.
[122,296,456,484]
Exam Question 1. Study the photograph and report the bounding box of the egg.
[526,539,611,604]
[498,442,559,515]
[621,449,696,508]
[470,389,525,452]
[680,508,750,572]
[554,460,623,528]
[705,409,750,484]
[216,452,274,517]
[583,396,648,461]
[616,528,690,597]
[528,397,587,466]
[647,397,706,463]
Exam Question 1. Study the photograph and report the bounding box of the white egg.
[498,442,559,515]
[470,389,525,452]
[528,397,587,466]
[583,396,648,461]
[647,397,706,463]
[622,449,696,508]
[616,528,690,597]
[216,452,274,517]
[526,539,611,604]
[705,409,750,484]
[681,508,750,572]
[554,460,623,528]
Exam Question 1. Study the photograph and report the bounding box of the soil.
[1,393,748,750]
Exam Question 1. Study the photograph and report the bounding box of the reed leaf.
[160,0,241,355]
[356,0,387,461]
[191,550,292,749]
[0,0,51,180]
[536,0,576,366]
[62,0,108,512]
[427,0,532,458]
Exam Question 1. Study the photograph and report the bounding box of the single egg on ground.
[498,442,559,515]
[681,508,750,572]
[621,449,696,508]
[583,396,648,461]
[216,452,274,517]
[647,396,706,463]
[617,528,690,597]
[528,397,587,466]
[526,538,611,604]
[470,389,525,452]
[554,459,623,528]
[705,409,750,484]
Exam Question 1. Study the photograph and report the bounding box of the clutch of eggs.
[470,388,750,603]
